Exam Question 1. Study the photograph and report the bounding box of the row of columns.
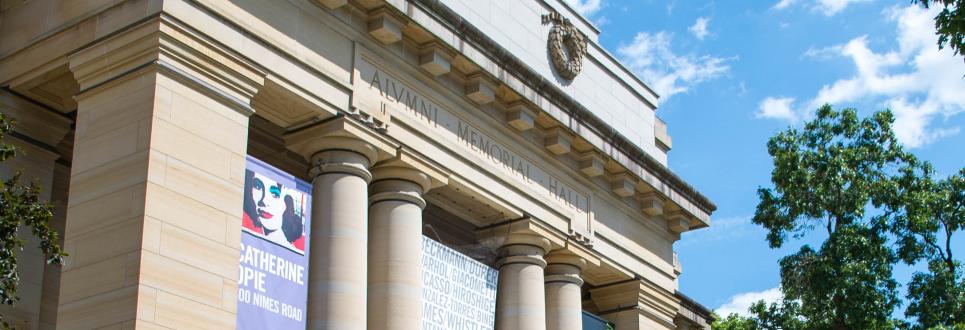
[494,235,588,330]
[298,131,590,330]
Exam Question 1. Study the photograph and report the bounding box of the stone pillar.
[367,165,431,330]
[495,234,551,330]
[306,138,378,330]
[286,117,398,330]
[545,252,587,330]
[58,18,264,329]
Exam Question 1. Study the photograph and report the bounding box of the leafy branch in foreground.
[0,113,66,329]
[913,0,965,63]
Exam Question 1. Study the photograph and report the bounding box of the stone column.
[286,118,398,330]
[496,234,551,330]
[367,166,431,330]
[545,252,587,330]
[305,137,378,330]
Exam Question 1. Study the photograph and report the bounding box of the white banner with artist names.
[422,236,498,330]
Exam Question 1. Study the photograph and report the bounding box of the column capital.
[545,252,588,270]
[310,148,375,182]
[544,251,586,286]
[368,145,455,209]
[285,116,397,165]
[371,147,450,192]
[369,172,428,209]
[496,254,548,268]
[477,217,565,254]
[547,241,602,269]
[544,274,583,286]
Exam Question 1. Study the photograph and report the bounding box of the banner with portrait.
[237,156,311,329]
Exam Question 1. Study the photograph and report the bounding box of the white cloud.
[757,5,965,148]
[771,0,870,15]
[618,32,732,102]
[716,287,783,317]
[679,216,757,248]
[772,0,797,10]
[814,0,871,16]
[757,97,799,122]
[802,44,843,59]
[565,0,603,17]
[689,17,710,40]
[888,98,961,148]
[593,16,611,27]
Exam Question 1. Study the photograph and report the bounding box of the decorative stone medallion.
[542,12,587,80]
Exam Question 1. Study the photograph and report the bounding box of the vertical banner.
[422,236,498,330]
[237,156,311,329]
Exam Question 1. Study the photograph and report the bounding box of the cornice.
[406,0,717,221]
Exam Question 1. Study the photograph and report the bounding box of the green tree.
[753,105,913,329]
[912,0,965,63]
[0,113,66,328]
[890,163,964,328]
[710,300,806,330]
[712,313,756,330]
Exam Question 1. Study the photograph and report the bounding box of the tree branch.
[942,219,954,274]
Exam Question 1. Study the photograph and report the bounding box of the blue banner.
[237,156,311,329]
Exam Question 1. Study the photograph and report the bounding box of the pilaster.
[58,16,264,329]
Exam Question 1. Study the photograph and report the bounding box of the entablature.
[307,0,714,230]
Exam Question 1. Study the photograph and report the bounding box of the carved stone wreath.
[542,12,587,80]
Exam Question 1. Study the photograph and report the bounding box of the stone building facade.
[0,0,715,329]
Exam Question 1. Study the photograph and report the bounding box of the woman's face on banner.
[251,172,285,231]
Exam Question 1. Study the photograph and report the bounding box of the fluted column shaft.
[496,236,550,330]
[367,167,430,330]
[545,253,587,330]
[308,148,374,330]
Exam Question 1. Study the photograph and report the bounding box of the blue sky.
[566,0,965,317]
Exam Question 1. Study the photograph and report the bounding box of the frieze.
[355,55,591,235]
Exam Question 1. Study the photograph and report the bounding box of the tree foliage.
[752,105,910,329]
[739,104,965,329]
[711,300,805,330]
[713,313,757,330]
[913,0,965,63]
[889,163,964,328]
[0,114,66,328]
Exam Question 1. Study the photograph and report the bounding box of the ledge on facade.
[675,290,715,328]
[408,0,717,220]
